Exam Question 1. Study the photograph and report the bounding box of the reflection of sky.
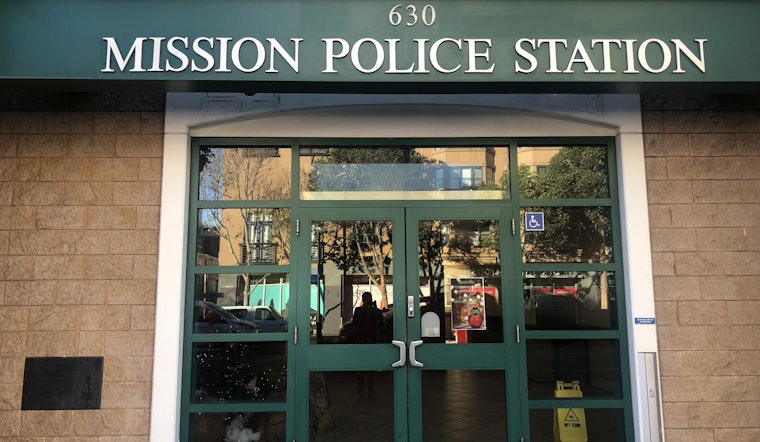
[198,147,224,200]
[198,208,219,228]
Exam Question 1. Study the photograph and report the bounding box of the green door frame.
[293,207,411,441]
[404,206,523,441]
[294,205,523,441]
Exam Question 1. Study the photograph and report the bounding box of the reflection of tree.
[519,147,610,263]
[311,147,433,307]
[200,147,290,203]
[517,146,612,307]
[199,147,291,303]
[418,221,446,299]
[308,146,435,192]
[419,220,500,311]
[446,220,500,267]
[319,220,393,309]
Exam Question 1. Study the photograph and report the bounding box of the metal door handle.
[409,340,423,367]
[391,340,406,367]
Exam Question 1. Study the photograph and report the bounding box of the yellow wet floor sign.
[553,381,588,442]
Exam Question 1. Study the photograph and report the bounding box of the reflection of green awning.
[249,283,290,311]
[248,282,323,314]
[2,1,759,92]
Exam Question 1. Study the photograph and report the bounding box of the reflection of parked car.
[223,306,288,333]
[194,301,260,333]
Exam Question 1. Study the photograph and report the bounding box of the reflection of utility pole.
[600,271,609,310]
[312,224,326,342]
[246,273,271,307]
[317,228,325,342]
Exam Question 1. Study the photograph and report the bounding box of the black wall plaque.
[21,357,103,410]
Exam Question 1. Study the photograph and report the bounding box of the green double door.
[294,206,521,441]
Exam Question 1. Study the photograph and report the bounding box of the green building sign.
[2,1,758,92]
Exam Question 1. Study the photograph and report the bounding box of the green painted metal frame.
[181,137,633,441]
[295,207,410,441]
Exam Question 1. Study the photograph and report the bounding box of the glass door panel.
[298,207,516,441]
[310,371,395,441]
[408,208,515,441]
[310,219,395,345]
[415,218,504,345]
[298,209,408,442]
[421,370,507,441]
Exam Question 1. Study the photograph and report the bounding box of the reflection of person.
[353,292,382,400]
[352,291,382,344]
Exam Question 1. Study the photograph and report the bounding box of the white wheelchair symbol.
[525,212,544,231]
[528,215,541,229]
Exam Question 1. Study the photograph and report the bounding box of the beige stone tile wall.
[0,92,164,441]
[642,95,760,442]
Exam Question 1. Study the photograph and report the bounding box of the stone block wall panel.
[643,94,760,441]
[0,92,164,441]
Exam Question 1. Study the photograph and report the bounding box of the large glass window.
[520,206,613,264]
[517,143,626,441]
[523,271,618,330]
[196,208,291,266]
[517,145,610,200]
[184,143,294,441]
[526,339,622,399]
[198,146,292,201]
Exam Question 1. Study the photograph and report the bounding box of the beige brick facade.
[0,93,164,441]
[642,95,760,442]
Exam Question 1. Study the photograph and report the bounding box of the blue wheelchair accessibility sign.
[525,212,545,231]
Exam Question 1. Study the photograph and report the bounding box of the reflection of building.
[213,147,292,267]
[517,146,560,176]
[418,146,505,189]
[242,210,275,264]
[196,226,220,266]
[411,146,563,189]
[517,146,561,175]
[197,147,294,303]
[196,227,220,297]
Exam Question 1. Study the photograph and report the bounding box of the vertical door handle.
[409,340,424,367]
[391,340,406,367]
